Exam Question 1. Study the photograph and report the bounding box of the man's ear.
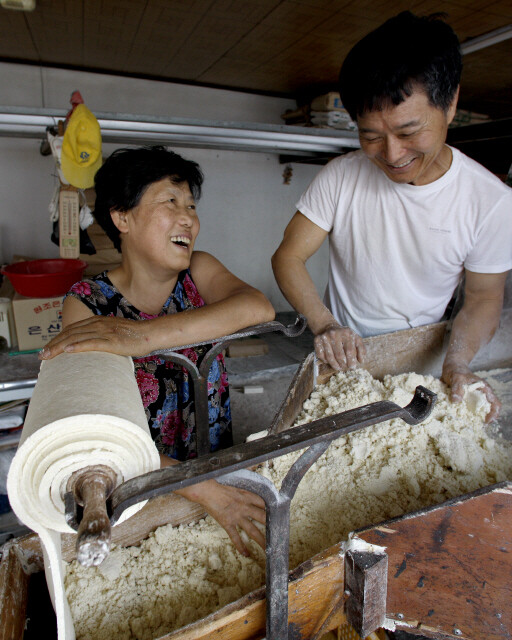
[446,86,460,126]
[110,209,129,233]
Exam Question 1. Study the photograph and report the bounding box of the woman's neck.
[108,261,179,315]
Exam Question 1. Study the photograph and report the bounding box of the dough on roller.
[7,352,161,640]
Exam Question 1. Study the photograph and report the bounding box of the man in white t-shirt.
[272,12,512,422]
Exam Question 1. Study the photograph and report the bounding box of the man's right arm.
[272,211,365,370]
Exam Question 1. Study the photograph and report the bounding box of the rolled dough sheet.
[7,352,160,640]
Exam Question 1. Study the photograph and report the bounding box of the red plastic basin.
[2,259,88,298]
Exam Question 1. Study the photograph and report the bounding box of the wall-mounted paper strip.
[7,352,160,640]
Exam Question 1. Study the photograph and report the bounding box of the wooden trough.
[1,318,512,640]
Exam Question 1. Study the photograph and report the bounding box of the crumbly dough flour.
[65,369,512,640]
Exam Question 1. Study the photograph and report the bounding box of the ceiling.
[0,0,511,119]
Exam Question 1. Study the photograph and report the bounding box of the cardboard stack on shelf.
[449,108,490,128]
[282,91,357,131]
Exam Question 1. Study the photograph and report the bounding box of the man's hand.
[441,270,507,423]
[39,316,156,360]
[314,323,366,371]
[185,479,266,557]
[442,363,501,423]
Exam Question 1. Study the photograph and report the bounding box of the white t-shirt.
[296,148,512,337]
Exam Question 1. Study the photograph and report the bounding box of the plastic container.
[1,259,87,298]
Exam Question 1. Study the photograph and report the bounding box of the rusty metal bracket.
[345,549,388,638]
[103,386,436,520]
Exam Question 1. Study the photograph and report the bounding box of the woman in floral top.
[67,269,233,461]
[40,145,275,556]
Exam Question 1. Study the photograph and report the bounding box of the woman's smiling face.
[357,87,458,186]
[117,177,200,274]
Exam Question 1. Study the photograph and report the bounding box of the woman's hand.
[39,315,157,360]
[181,479,266,557]
[314,323,366,371]
[160,455,265,556]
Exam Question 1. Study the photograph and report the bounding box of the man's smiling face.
[357,87,458,186]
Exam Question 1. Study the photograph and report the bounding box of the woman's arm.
[61,295,96,327]
[40,252,274,359]
[160,454,265,556]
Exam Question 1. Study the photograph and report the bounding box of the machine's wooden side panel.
[15,494,207,566]
[162,542,348,640]
[318,314,512,382]
[358,482,512,639]
[363,322,447,380]
[270,352,316,434]
[107,494,205,550]
[0,544,29,640]
[317,322,448,384]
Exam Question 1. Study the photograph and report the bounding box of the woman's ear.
[110,209,129,233]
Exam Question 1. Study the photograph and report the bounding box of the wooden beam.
[161,543,348,639]
[0,544,29,640]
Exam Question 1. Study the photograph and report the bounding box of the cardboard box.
[310,92,344,111]
[12,293,63,351]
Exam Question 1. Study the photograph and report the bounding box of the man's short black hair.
[93,145,204,252]
[339,11,462,121]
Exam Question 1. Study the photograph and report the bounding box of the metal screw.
[453,629,462,636]
[496,613,502,619]
[397,613,404,620]
[344,589,351,596]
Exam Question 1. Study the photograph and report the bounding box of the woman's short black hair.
[93,145,204,252]
[339,11,462,121]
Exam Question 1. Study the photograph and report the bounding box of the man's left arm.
[442,269,509,422]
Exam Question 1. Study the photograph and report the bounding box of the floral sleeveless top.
[67,270,232,461]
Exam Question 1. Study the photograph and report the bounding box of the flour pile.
[65,369,512,640]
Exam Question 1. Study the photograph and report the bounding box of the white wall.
[0,62,328,312]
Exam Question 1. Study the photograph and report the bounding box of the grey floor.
[227,312,313,442]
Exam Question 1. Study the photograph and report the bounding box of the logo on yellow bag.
[61,104,102,189]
